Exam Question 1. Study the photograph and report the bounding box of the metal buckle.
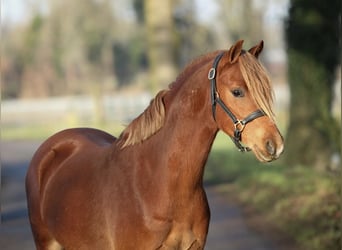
[234,120,246,132]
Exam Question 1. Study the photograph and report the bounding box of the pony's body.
[28,127,210,249]
[26,41,284,250]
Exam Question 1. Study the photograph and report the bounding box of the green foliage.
[205,133,341,250]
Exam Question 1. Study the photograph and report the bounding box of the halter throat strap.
[208,52,265,152]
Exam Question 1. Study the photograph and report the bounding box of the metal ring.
[208,68,216,80]
[234,120,246,132]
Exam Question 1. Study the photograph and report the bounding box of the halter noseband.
[208,52,265,152]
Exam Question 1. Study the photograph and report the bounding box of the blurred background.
[2,0,291,131]
[1,0,341,250]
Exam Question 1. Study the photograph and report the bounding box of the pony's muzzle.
[266,140,276,156]
[266,137,284,160]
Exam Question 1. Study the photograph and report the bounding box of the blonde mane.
[118,90,167,148]
[238,52,275,121]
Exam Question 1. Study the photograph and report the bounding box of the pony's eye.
[231,89,244,97]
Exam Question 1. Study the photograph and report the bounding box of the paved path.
[1,140,277,250]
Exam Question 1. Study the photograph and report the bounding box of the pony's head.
[212,40,284,162]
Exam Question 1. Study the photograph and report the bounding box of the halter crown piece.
[208,52,265,152]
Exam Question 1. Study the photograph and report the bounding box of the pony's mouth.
[252,145,275,162]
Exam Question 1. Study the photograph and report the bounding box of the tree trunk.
[284,52,339,170]
[144,0,176,92]
[284,0,341,170]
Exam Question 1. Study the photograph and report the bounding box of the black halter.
[208,52,265,152]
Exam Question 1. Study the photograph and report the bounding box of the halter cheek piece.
[208,52,265,152]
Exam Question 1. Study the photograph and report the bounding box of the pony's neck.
[161,119,218,189]
[157,56,219,189]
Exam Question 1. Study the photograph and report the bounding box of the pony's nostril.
[266,140,276,156]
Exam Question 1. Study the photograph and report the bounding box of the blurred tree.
[217,0,264,47]
[113,38,148,88]
[2,0,119,100]
[46,0,116,94]
[285,0,341,170]
[115,0,148,88]
[133,0,145,22]
[144,0,177,92]
[1,26,25,99]
[173,0,216,67]
[135,0,216,92]
[19,14,54,98]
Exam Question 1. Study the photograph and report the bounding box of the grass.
[205,132,341,250]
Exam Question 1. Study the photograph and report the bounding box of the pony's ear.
[227,40,244,64]
[248,40,264,58]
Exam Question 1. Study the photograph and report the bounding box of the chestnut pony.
[26,40,284,250]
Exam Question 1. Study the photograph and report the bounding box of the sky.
[2,0,26,25]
